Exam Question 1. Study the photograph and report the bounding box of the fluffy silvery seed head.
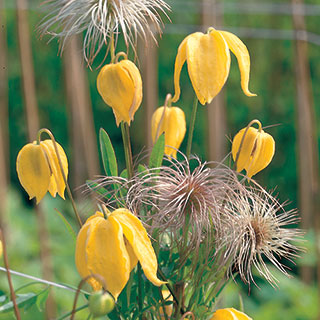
[128,156,246,259]
[39,0,169,64]
[223,187,303,286]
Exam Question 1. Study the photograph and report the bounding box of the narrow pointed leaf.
[149,134,165,169]
[99,128,118,177]
[54,209,77,241]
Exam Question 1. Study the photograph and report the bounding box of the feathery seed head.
[39,0,170,64]
[224,188,302,285]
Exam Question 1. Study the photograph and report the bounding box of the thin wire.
[162,24,320,46]
[0,267,78,292]
[4,1,320,17]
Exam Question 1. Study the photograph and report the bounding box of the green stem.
[137,263,143,320]
[37,128,82,228]
[186,95,198,159]
[57,304,88,320]
[120,122,134,179]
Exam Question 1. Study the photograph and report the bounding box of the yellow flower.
[151,106,186,158]
[172,28,256,105]
[232,120,275,178]
[97,58,143,126]
[16,140,68,204]
[75,209,165,300]
[210,308,252,320]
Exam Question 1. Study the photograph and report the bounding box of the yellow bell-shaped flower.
[16,139,68,204]
[232,120,275,178]
[75,209,165,300]
[172,28,256,105]
[151,106,186,159]
[210,308,252,320]
[97,58,143,126]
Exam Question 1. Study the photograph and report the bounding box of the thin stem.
[186,95,198,159]
[155,93,172,141]
[158,269,185,315]
[37,128,82,228]
[110,33,115,63]
[57,304,88,320]
[120,122,134,180]
[233,119,262,171]
[0,229,21,320]
[180,311,195,320]
[70,274,107,320]
[137,263,143,320]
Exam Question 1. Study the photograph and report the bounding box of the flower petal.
[210,308,252,320]
[186,30,230,104]
[172,35,190,103]
[219,31,256,97]
[232,127,259,172]
[40,140,68,199]
[246,131,275,178]
[16,143,51,204]
[229,308,253,320]
[110,209,165,287]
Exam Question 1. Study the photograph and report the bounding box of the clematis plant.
[9,1,303,319]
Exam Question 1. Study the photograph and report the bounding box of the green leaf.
[36,287,50,312]
[100,128,118,176]
[54,209,77,242]
[120,169,128,179]
[149,134,165,169]
[0,293,37,313]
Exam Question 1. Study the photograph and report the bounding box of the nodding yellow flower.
[151,106,186,158]
[16,140,68,204]
[172,28,256,105]
[232,120,275,178]
[75,209,165,300]
[97,58,143,126]
[210,308,252,320]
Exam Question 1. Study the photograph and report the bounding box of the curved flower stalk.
[39,0,170,64]
[16,139,68,203]
[172,28,256,105]
[75,209,165,299]
[151,103,186,159]
[97,56,143,126]
[210,308,252,320]
[222,187,302,285]
[232,120,275,178]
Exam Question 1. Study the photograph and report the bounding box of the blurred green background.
[0,0,319,318]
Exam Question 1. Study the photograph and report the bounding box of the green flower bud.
[89,291,115,317]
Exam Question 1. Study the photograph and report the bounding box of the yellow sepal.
[187,30,230,105]
[219,31,256,97]
[40,140,68,199]
[210,308,252,320]
[97,59,142,126]
[110,209,166,287]
[151,106,186,158]
[16,143,51,204]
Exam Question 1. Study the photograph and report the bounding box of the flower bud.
[151,106,186,159]
[232,120,275,178]
[89,291,115,317]
[97,58,143,126]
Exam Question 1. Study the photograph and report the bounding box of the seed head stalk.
[186,95,198,159]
